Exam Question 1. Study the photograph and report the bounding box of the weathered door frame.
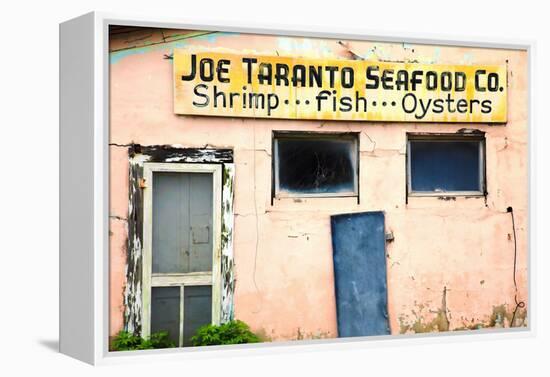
[121,145,234,342]
[141,162,223,344]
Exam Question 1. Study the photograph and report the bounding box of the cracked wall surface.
[108,28,528,340]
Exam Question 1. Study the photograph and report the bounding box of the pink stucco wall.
[108,28,528,341]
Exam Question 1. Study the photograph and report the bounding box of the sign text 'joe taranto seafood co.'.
[174,50,507,123]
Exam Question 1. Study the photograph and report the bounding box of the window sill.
[274,193,358,199]
[406,193,487,210]
[408,191,485,198]
[271,195,360,211]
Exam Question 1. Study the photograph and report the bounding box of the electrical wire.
[507,207,525,327]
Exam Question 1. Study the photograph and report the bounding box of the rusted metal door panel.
[331,211,390,337]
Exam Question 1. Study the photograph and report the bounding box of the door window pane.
[152,172,213,273]
[151,287,180,345]
[409,140,482,193]
[183,286,212,346]
[275,135,358,195]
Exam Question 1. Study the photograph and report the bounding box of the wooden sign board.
[173,51,507,123]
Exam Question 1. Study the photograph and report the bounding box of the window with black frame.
[407,133,486,196]
[273,132,359,198]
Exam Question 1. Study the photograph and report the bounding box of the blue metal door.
[331,211,390,337]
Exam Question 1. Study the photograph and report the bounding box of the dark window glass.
[183,286,212,346]
[151,287,180,345]
[409,140,482,192]
[276,136,357,195]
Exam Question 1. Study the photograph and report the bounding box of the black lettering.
[192,84,209,107]
[292,65,306,87]
[455,72,466,91]
[426,71,438,90]
[355,91,368,112]
[248,92,267,109]
[395,70,409,90]
[411,71,423,91]
[416,98,432,119]
[381,69,394,90]
[475,70,486,92]
[316,90,331,111]
[267,94,279,116]
[309,66,322,88]
[275,64,289,86]
[213,85,226,108]
[258,63,272,85]
[242,58,258,84]
[340,96,352,112]
[487,73,499,92]
[325,66,339,88]
[366,66,379,89]
[181,54,196,81]
[445,93,456,113]
[469,99,480,113]
[441,72,452,91]
[199,58,215,81]
[456,99,468,113]
[481,100,492,113]
[229,92,239,107]
[217,59,230,83]
[432,99,444,113]
[402,93,417,113]
[341,67,354,88]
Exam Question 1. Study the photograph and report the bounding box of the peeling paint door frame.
[123,145,235,338]
[141,162,223,345]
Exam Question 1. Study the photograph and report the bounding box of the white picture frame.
[59,11,535,365]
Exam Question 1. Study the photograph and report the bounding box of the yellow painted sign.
[173,50,507,123]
